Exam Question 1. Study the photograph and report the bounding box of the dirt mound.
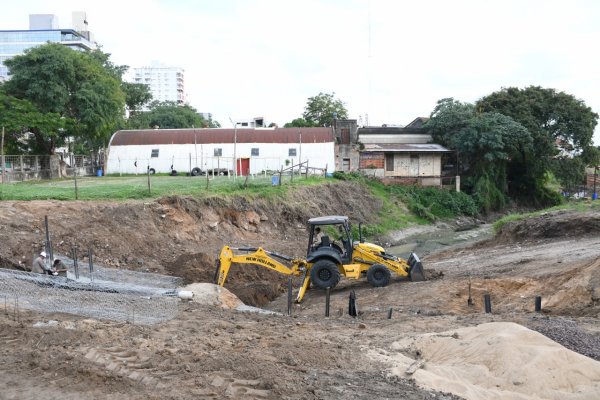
[495,209,600,244]
[372,322,600,400]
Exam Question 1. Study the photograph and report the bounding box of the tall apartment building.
[0,12,96,81]
[125,62,186,110]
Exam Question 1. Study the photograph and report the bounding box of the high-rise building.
[125,62,186,110]
[0,12,96,81]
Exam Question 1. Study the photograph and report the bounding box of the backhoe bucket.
[407,253,426,282]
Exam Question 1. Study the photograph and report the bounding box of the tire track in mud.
[82,346,163,388]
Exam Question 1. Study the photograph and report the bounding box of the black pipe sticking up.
[349,290,358,317]
[287,278,292,316]
[535,296,542,312]
[484,294,492,313]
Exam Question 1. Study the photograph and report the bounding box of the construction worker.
[52,259,68,277]
[31,251,50,274]
[313,227,324,246]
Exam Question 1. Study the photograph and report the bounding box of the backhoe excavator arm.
[215,246,312,302]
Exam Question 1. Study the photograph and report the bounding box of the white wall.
[106,142,335,174]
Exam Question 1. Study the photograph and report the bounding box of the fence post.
[19,155,24,181]
[147,168,151,194]
[88,247,94,282]
[279,166,283,186]
[73,167,79,200]
[305,161,309,179]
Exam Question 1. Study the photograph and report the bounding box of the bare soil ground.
[0,187,599,399]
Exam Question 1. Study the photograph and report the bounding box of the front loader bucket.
[407,253,426,282]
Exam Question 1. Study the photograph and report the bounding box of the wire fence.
[0,260,183,325]
[0,154,98,183]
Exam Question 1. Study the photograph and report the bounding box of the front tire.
[367,264,391,287]
[310,259,341,289]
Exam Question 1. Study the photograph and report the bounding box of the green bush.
[385,184,478,221]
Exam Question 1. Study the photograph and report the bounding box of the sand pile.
[180,283,243,309]
[369,322,600,400]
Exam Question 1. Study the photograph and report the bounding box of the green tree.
[122,82,153,118]
[127,101,213,129]
[581,145,600,167]
[551,156,586,196]
[427,98,533,211]
[283,118,316,128]
[4,43,125,153]
[302,92,348,127]
[476,86,598,203]
[0,87,70,154]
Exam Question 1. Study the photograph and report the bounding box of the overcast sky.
[2,0,600,144]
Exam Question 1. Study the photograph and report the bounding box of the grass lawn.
[0,174,327,201]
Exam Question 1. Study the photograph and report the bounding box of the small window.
[288,148,297,157]
[214,148,222,157]
[251,148,259,156]
[151,149,159,158]
[385,154,394,171]
[342,158,350,171]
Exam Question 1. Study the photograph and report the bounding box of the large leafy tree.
[427,98,533,211]
[88,48,152,118]
[3,43,125,153]
[0,87,71,154]
[301,92,348,127]
[127,101,217,129]
[476,86,598,201]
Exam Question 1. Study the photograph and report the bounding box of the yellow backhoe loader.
[215,215,426,302]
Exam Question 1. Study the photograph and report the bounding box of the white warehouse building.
[106,127,335,175]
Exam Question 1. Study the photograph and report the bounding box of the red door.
[237,158,250,176]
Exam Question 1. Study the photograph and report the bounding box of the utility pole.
[229,118,238,180]
[299,130,302,174]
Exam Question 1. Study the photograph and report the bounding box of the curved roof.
[109,128,334,146]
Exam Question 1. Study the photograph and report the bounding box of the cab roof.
[308,216,349,225]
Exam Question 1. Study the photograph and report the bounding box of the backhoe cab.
[306,216,426,291]
[215,215,426,303]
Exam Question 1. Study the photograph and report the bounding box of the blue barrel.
[271,175,279,186]
[593,192,598,200]
[96,169,103,177]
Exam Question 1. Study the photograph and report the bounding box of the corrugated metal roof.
[362,143,451,152]
[109,128,334,146]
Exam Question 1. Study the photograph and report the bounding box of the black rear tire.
[191,167,201,176]
[310,259,341,289]
[148,168,156,175]
[367,264,391,287]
